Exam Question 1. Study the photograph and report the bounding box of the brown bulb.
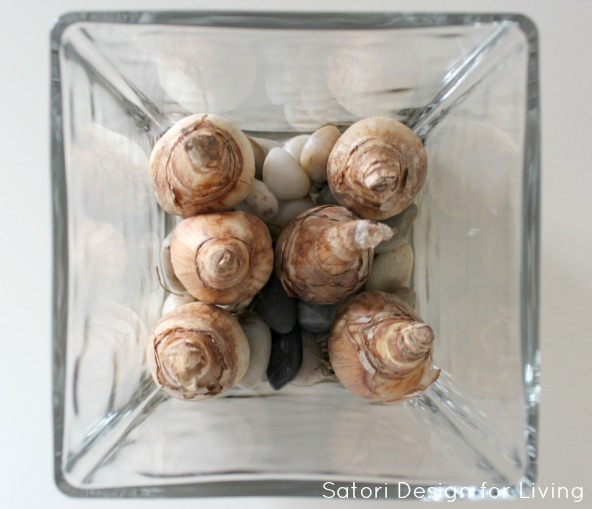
[170,211,273,306]
[150,113,255,217]
[327,117,427,220]
[146,302,250,401]
[329,291,439,403]
[275,205,393,305]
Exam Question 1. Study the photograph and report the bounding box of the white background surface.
[1,0,590,507]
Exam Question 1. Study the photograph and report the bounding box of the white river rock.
[262,147,310,200]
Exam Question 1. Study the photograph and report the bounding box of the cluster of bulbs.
[146,112,439,404]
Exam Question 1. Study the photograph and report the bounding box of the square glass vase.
[51,11,540,500]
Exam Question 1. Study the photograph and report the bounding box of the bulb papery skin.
[146,302,250,401]
[170,211,273,306]
[275,205,393,305]
[327,117,427,220]
[329,291,440,403]
[150,113,255,217]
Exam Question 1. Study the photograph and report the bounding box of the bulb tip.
[354,221,395,249]
[408,323,434,349]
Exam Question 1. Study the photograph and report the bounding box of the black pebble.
[266,323,303,390]
[297,300,341,334]
[255,272,298,334]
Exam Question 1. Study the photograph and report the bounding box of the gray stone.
[365,243,414,293]
[297,300,341,334]
[316,185,339,206]
[375,203,418,254]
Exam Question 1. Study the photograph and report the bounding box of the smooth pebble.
[255,272,298,334]
[300,125,341,183]
[284,135,310,162]
[233,201,256,215]
[291,333,327,387]
[263,147,310,200]
[269,198,315,229]
[244,179,279,221]
[218,297,253,315]
[264,60,301,106]
[297,300,341,334]
[365,243,414,292]
[326,39,420,117]
[375,204,419,254]
[238,315,272,389]
[299,72,352,125]
[283,98,320,132]
[266,323,303,390]
[247,137,268,179]
[155,44,257,114]
[316,185,339,206]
